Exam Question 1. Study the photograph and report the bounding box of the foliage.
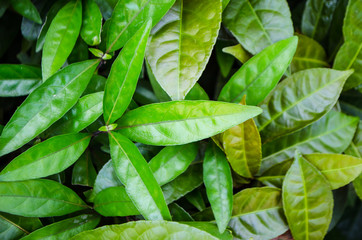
[0,0,361,239]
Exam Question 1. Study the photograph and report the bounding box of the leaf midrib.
[0,214,30,235]
[246,0,272,45]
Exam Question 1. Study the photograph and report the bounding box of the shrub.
[0,0,361,239]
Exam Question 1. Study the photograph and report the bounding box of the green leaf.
[222,100,262,178]
[83,74,106,95]
[222,44,251,64]
[169,203,194,221]
[92,160,122,197]
[10,0,42,24]
[146,0,222,100]
[21,214,100,240]
[0,60,98,157]
[223,0,293,55]
[257,159,293,188]
[215,41,235,78]
[229,187,288,240]
[0,64,42,97]
[0,179,88,217]
[149,143,198,186]
[222,0,230,10]
[94,186,139,217]
[257,69,353,142]
[36,0,67,52]
[71,221,220,239]
[46,92,104,136]
[80,0,102,46]
[103,20,151,125]
[105,0,175,52]
[304,153,362,189]
[0,213,42,240]
[261,110,358,173]
[72,150,97,187]
[333,0,362,90]
[183,222,233,240]
[108,132,171,220]
[203,142,233,233]
[116,100,262,146]
[185,189,206,211]
[162,163,203,204]
[185,84,209,101]
[218,36,298,105]
[301,0,338,42]
[290,33,329,73]
[42,0,82,80]
[0,133,91,181]
[282,152,333,240]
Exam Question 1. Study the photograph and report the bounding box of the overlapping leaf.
[146,0,221,100]
[0,60,98,157]
[72,150,97,187]
[10,0,42,24]
[223,0,293,54]
[0,213,42,240]
[257,69,353,142]
[80,0,102,46]
[117,100,262,146]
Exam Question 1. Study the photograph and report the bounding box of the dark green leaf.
[0,133,91,181]
[103,20,151,124]
[10,0,42,24]
[203,142,232,233]
[105,0,175,52]
[218,37,298,105]
[283,152,333,240]
[0,64,41,97]
[169,203,194,221]
[0,213,42,240]
[83,74,106,95]
[0,179,88,217]
[261,110,358,173]
[146,0,221,100]
[72,150,97,187]
[117,100,262,146]
[257,69,353,142]
[301,0,338,42]
[42,0,82,80]
[109,132,171,220]
[21,214,100,240]
[185,189,206,211]
[80,0,102,46]
[223,0,293,54]
[0,60,98,157]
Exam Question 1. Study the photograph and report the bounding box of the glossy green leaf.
[146,0,221,100]
[222,100,262,178]
[108,131,171,220]
[229,187,288,240]
[36,0,67,52]
[21,214,100,240]
[185,84,209,101]
[94,186,139,217]
[304,153,362,189]
[291,34,329,73]
[169,203,194,221]
[42,0,82,80]
[117,100,262,146]
[223,0,293,55]
[162,163,203,204]
[261,110,358,173]
[47,92,103,136]
[301,0,338,42]
[10,0,42,24]
[0,64,41,97]
[71,221,220,240]
[183,222,232,240]
[333,0,362,90]
[0,60,98,157]
[257,69,353,142]
[149,143,198,185]
[0,133,91,181]
[203,142,233,233]
[0,179,88,217]
[80,0,102,46]
[282,152,333,240]
[0,213,42,240]
[103,20,151,125]
[92,160,122,198]
[72,150,97,187]
[218,37,298,105]
[105,0,175,52]
[222,44,251,64]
